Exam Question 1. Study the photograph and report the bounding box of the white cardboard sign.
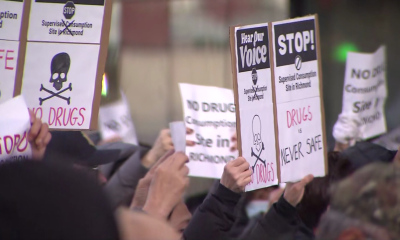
[0,0,24,41]
[271,15,326,182]
[231,23,279,191]
[342,46,387,139]
[27,0,105,43]
[0,95,32,163]
[0,39,19,104]
[179,83,238,179]
[98,92,139,145]
[21,42,100,129]
[276,97,324,181]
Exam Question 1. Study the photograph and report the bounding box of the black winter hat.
[341,141,397,171]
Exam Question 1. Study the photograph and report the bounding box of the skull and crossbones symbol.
[39,52,72,105]
[251,115,266,172]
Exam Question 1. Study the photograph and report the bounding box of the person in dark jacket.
[183,142,399,240]
[183,166,313,240]
[102,127,195,209]
[183,156,258,240]
[102,144,149,208]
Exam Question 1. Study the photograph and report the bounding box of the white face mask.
[245,200,270,218]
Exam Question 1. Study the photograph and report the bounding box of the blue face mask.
[245,200,270,218]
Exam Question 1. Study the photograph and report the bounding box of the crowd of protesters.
[0,107,399,240]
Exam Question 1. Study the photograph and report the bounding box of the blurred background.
[103,0,400,152]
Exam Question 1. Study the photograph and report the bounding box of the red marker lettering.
[78,108,86,126]
[48,107,56,126]
[17,131,28,152]
[287,106,313,128]
[4,135,13,154]
[56,107,63,126]
[70,108,78,126]
[5,50,14,70]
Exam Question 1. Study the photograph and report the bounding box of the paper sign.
[21,0,112,130]
[98,92,138,145]
[169,121,186,153]
[272,17,320,104]
[0,0,28,104]
[27,0,105,43]
[230,23,278,191]
[0,39,19,104]
[0,0,24,41]
[0,95,32,163]
[342,46,387,139]
[271,15,327,182]
[21,42,100,129]
[276,97,324,181]
[179,83,238,179]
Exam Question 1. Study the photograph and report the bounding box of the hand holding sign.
[143,152,190,220]
[142,128,195,168]
[332,112,362,151]
[131,150,174,209]
[28,109,52,160]
[220,157,252,193]
[284,174,314,207]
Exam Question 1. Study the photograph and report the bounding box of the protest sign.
[0,0,30,104]
[21,0,112,129]
[0,0,25,41]
[230,23,279,191]
[179,83,238,179]
[27,0,105,43]
[0,95,32,163]
[0,39,19,104]
[22,42,99,129]
[98,92,138,145]
[342,46,387,139]
[270,15,327,182]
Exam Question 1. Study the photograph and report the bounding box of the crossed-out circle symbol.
[295,55,302,70]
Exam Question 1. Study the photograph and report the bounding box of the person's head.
[243,186,278,218]
[316,161,400,240]
[316,210,391,240]
[0,160,119,240]
[44,131,138,185]
[298,143,398,230]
